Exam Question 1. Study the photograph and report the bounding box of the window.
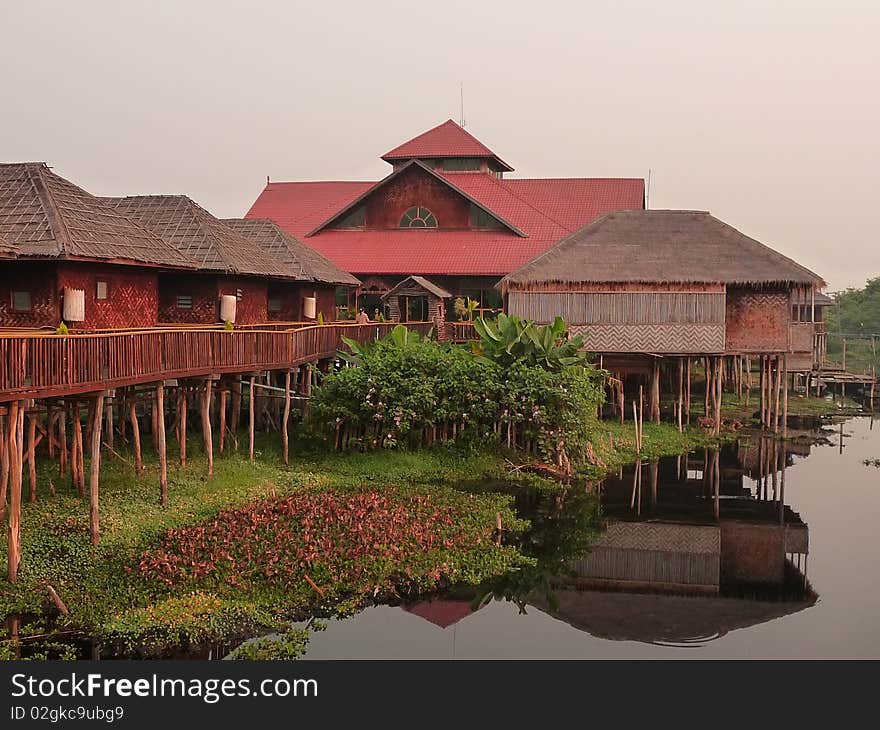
[335,205,366,228]
[400,207,438,228]
[268,297,282,313]
[791,304,813,323]
[96,281,109,300]
[12,291,31,312]
[442,158,481,171]
[176,294,193,309]
[469,203,503,229]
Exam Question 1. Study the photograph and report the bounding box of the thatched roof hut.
[500,210,824,290]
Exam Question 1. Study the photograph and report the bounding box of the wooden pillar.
[7,401,23,582]
[248,375,256,463]
[782,354,789,439]
[157,384,168,507]
[89,392,105,546]
[129,395,142,478]
[230,380,242,445]
[685,357,692,425]
[47,407,56,461]
[0,413,8,523]
[27,412,37,503]
[104,397,114,451]
[218,388,227,455]
[715,357,723,435]
[59,406,67,478]
[703,357,710,417]
[773,355,783,435]
[74,404,85,498]
[201,378,213,478]
[151,391,159,452]
[650,359,661,424]
[282,370,291,466]
[178,388,187,467]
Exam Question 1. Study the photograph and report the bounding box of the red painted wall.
[158,274,218,324]
[218,277,267,325]
[268,283,301,321]
[314,286,337,322]
[725,287,790,352]
[362,166,470,229]
[0,261,58,328]
[57,262,158,330]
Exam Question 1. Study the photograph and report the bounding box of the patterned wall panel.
[725,288,789,352]
[57,263,158,330]
[595,522,720,553]
[0,262,58,327]
[569,323,725,354]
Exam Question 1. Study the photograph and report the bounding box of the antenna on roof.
[645,169,652,209]
[459,83,466,128]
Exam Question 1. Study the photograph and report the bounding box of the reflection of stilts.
[712,450,720,521]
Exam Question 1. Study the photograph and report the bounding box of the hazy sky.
[2,0,877,291]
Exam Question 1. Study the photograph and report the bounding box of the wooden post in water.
[6,401,23,582]
[89,392,105,546]
[129,395,142,478]
[27,412,37,503]
[282,370,292,466]
[773,355,783,435]
[201,378,213,478]
[157,384,168,507]
[248,375,256,463]
[782,354,789,439]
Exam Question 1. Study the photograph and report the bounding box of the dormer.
[381,120,513,178]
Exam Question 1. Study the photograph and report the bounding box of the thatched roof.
[0,163,193,268]
[222,218,360,287]
[104,195,292,278]
[501,210,824,290]
[382,275,452,300]
[0,233,18,257]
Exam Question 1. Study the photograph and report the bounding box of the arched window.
[400,207,438,228]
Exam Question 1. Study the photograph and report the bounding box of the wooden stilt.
[129,395,142,478]
[704,357,710,417]
[7,401,23,582]
[249,375,256,463]
[151,392,159,452]
[686,357,692,425]
[282,370,291,466]
[74,405,85,498]
[179,388,187,467]
[231,380,242,449]
[782,354,789,439]
[157,384,168,507]
[715,357,723,435]
[89,392,105,546]
[27,413,37,503]
[201,378,213,478]
[773,355,782,435]
[105,397,114,451]
[650,359,661,424]
[0,414,8,522]
[219,389,227,455]
[47,407,56,461]
[59,406,67,478]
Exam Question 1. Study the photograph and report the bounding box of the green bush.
[312,334,605,467]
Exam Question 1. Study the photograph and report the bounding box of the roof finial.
[459,83,466,128]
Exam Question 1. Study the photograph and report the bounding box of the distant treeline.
[825,277,880,373]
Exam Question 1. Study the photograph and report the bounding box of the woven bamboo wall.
[57,263,158,330]
[0,261,58,327]
[218,277,267,325]
[725,287,789,352]
[158,274,218,324]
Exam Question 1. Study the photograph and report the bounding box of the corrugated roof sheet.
[222,217,360,286]
[104,195,292,278]
[502,210,824,288]
[0,163,193,268]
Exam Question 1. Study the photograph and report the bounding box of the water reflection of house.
[403,599,475,629]
[540,442,817,643]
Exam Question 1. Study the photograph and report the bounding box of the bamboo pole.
[151,391,159,453]
[774,355,783,435]
[129,395,142,478]
[704,357,710,417]
[89,392,105,546]
[27,413,37,503]
[686,357,692,424]
[282,370,291,466]
[157,384,168,507]
[249,375,256,463]
[105,397,114,451]
[7,401,22,583]
[782,354,789,439]
[47,407,56,461]
[201,378,213,478]
[651,359,661,424]
[715,356,723,435]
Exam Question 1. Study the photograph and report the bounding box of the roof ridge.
[27,164,72,256]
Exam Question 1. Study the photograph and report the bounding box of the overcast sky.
[2,0,877,291]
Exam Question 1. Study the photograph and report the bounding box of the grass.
[0,417,732,657]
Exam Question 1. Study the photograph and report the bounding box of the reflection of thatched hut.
[531,589,817,645]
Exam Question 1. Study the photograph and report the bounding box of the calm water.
[295,416,880,659]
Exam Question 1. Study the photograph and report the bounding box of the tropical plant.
[454,297,479,322]
[338,324,429,366]
[223,319,234,331]
[471,314,589,371]
[55,321,69,336]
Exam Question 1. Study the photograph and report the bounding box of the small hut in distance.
[501,210,826,430]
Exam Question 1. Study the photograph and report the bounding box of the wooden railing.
[0,322,435,402]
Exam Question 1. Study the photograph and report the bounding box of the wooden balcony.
[0,322,435,402]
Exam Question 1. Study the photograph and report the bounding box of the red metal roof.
[246,174,644,276]
[381,119,514,171]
